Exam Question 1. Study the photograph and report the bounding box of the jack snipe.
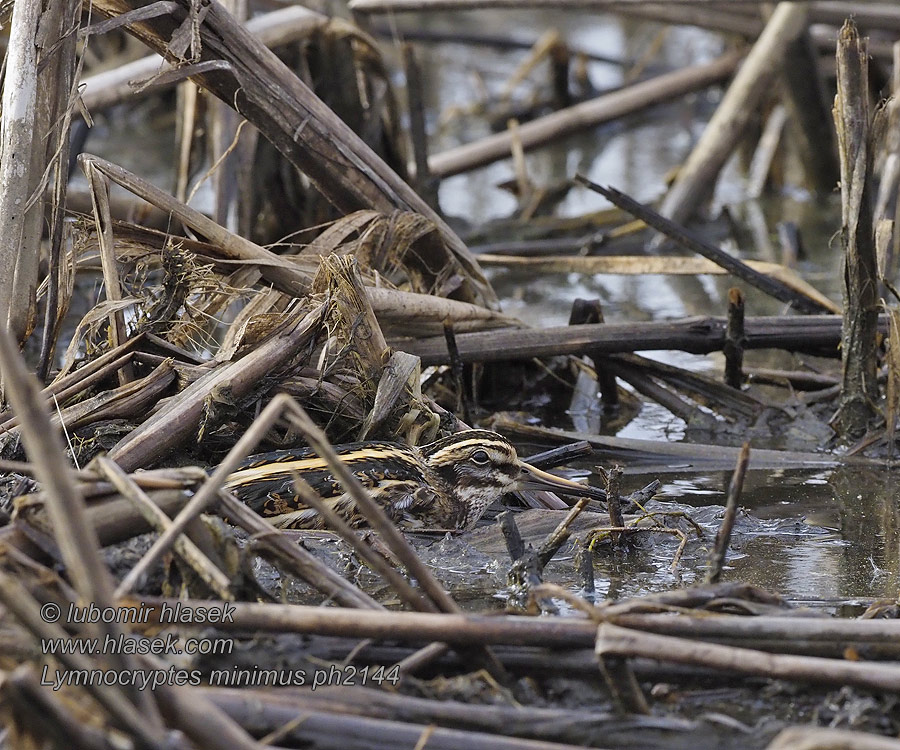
[225,429,606,530]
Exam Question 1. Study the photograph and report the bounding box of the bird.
[224,429,606,531]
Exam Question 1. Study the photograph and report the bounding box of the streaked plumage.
[225,429,605,531]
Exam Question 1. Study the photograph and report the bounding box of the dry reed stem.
[88,0,496,308]
[84,160,133,384]
[832,19,880,438]
[595,622,900,692]
[216,489,381,610]
[0,572,168,747]
[95,457,233,599]
[114,390,315,596]
[656,2,808,227]
[0,0,41,342]
[282,403,460,614]
[290,474,435,612]
[0,326,164,728]
[108,302,325,471]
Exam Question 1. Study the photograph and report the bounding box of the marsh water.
[410,10,900,609]
[83,10,900,609]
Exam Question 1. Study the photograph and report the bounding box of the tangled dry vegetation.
[1,2,900,750]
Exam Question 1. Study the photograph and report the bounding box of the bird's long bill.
[518,462,607,501]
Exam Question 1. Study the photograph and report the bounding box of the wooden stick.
[89,0,495,308]
[217,490,381,610]
[427,50,742,178]
[281,404,462,616]
[596,622,900,692]
[125,594,900,649]
[112,390,319,595]
[108,304,324,472]
[7,665,124,750]
[398,314,871,366]
[0,575,169,747]
[569,299,619,417]
[83,161,133,384]
[0,0,42,342]
[403,43,438,209]
[291,475,437,613]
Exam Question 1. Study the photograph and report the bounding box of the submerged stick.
[569,298,619,417]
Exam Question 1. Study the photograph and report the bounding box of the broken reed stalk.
[832,20,879,439]
[654,2,809,228]
[403,43,438,208]
[596,648,649,715]
[575,177,830,315]
[443,319,472,424]
[283,404,457,615]
[779,24,839,194]
[705,442,750,584]
[126,592,900,653]
[36,0,82,381]
[614,352,763,420]
[108,303,325,472]
[89,0,496,308]
[605,466,625,547]
[80,154,313,298]
[537,495,592,568]
[7,665,123,750]
[605,357,710,427]
[0,326,164,728]
[499,511,526,562]
[724,287,745,389]
[0,575,170,748]
[281,402,508,679]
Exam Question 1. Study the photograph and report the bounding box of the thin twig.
[706,442,750,584]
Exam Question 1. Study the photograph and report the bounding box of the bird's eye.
[470,449,490,464]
